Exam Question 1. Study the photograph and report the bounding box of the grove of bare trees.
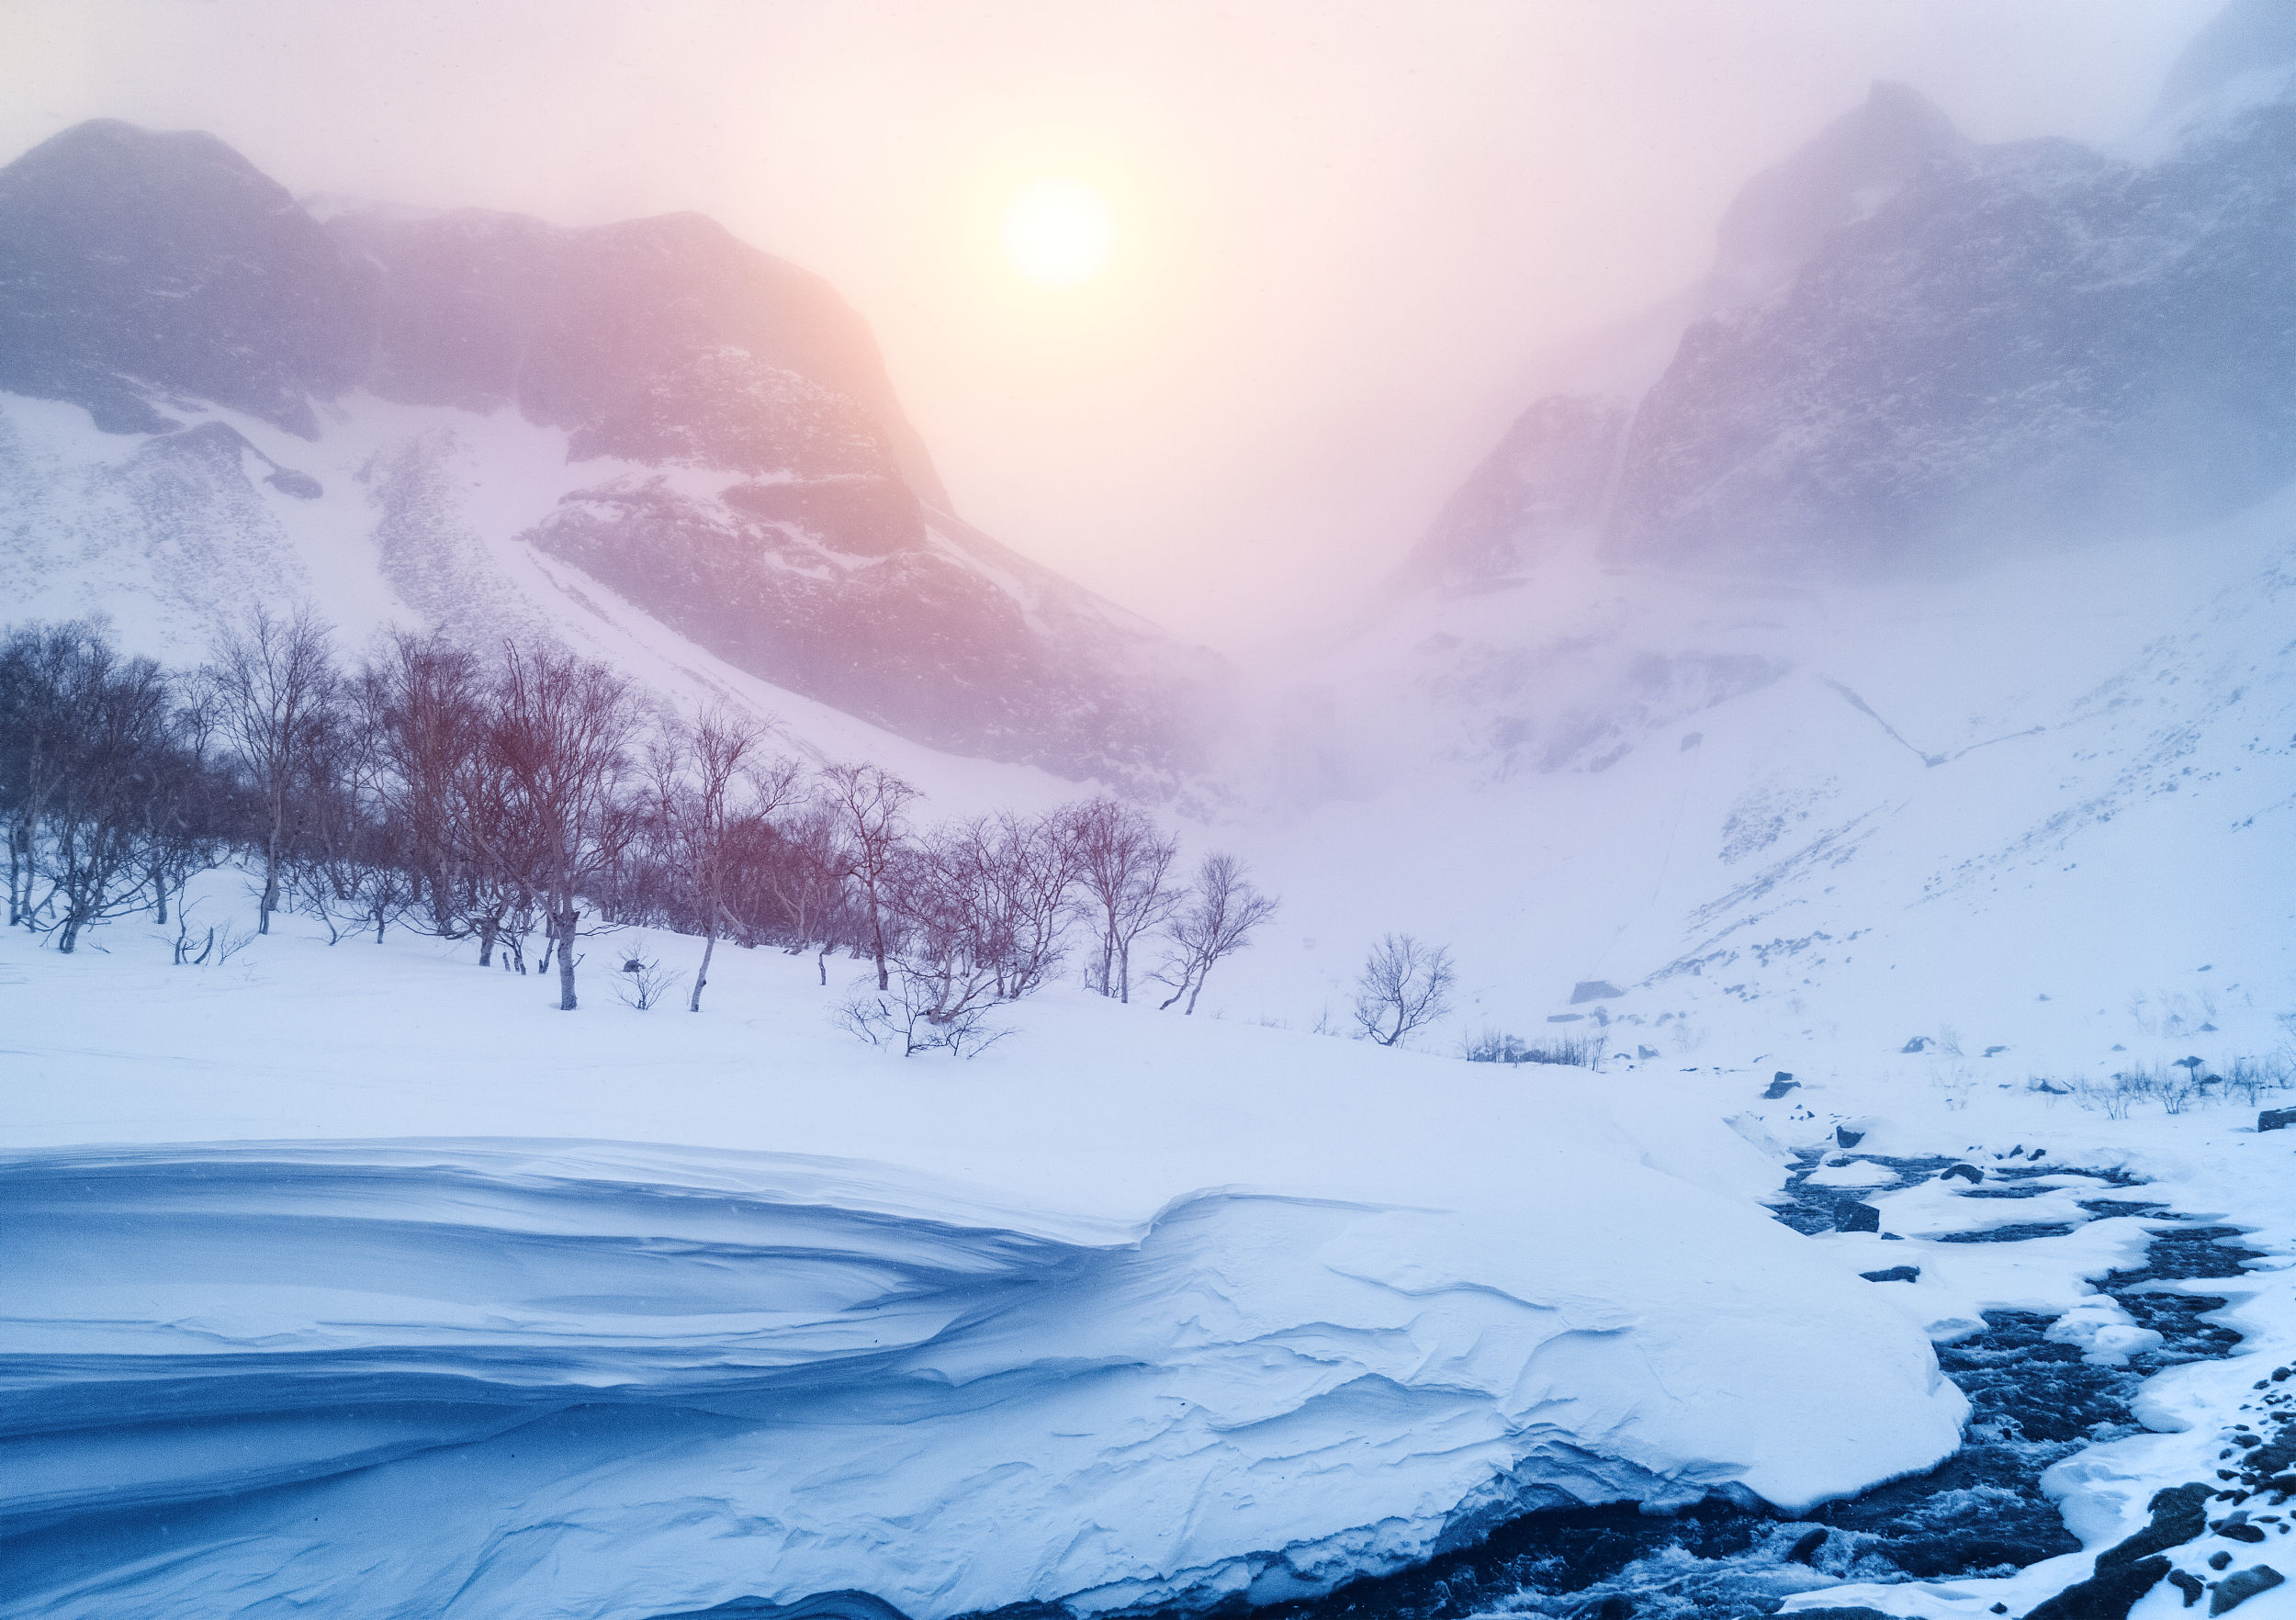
[1,610,1284,1047]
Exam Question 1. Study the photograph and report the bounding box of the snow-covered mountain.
[0,119,1209,793]
[1405,0,2296,589]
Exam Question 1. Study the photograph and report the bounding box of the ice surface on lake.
[0,1139,1967,1619]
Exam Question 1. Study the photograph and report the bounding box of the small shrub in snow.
[612,953,685,1011]
[836,964,1011,1058]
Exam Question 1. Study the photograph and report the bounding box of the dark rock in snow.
[1763,1072,1799,1098]
[264,467,322,499]
[1942,1164,1985,1185]
[1835,1125,1865,1148]
[1570,980,1625,1003]
[2170,1569,2207,1607]
[1861,1266,1920,1283]
[2212,1552,2236,1570]
[1903,1037,1935,1053]
[2217,1522,2268,1544]
[652,1592,916,1620]
[2023,1554,2170,1620]
[1785,1526,1829,1564]
[2095,1483,2212,1572]
[1637,1045,1660,1060]
[2211,1566,2284,1616]
[1838,1202,1882,1233]
[2258,1109,2296,1133]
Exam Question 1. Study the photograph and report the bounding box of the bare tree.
[367,630,488,939]
[881,821,1007,1035]
[289,678,412,945]
[649,709,800,1011]
[27,635,175,952]
[1068,796,1182,1003]
[1155,852,1279,1013]
[1351,933,1456,1046]
[969,808,1083,999]
[760,799,861,984]
[140,672,230,928]
[205,604,340,935]
[819,760,918,991]
[483,643,641,1011]
[2,624,91,930]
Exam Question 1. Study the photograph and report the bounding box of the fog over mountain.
[0,0,2227,642]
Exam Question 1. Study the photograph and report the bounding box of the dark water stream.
[1175,1156,2263,1620]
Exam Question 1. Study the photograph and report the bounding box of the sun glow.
[1000,177,1116,289]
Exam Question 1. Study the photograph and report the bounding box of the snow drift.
[0,1134,1966,1619]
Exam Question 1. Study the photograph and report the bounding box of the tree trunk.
[258,856,278,933]
[816,941,831,986]
[476,916,498,967]
[690,928,716,1012]
[555,905,579,1010]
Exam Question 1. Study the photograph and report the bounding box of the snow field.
[1,893,1974,1618]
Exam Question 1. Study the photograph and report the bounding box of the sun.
[1000,177,1116,290]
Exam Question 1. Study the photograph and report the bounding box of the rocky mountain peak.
[1709,80,1968,306]
[2155,0,2296,118]
[0,119,365,437]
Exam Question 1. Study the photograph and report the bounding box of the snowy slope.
[1234,486,2296,1080]
[0,387,1122,816]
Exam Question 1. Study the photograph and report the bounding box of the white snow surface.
[0,903,1980,1619]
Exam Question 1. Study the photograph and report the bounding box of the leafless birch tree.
[1155,852,1278,1013]
[483,643,640,1010]
[819,760,917,991]
[205,604,339,935]
[1351,932,1456,1046]
[1069,796,1181,1003]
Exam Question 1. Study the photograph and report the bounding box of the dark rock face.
[332,207,947,504]
[2258,1108,2295,1132]
[0,120,365,436]
[1400,394,1628,591]
[531,484,1172,767]
[0,119,1196,783]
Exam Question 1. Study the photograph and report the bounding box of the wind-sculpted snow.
[0,1140,1967,1620]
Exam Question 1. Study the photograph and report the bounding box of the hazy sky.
[0,0,2223,646]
